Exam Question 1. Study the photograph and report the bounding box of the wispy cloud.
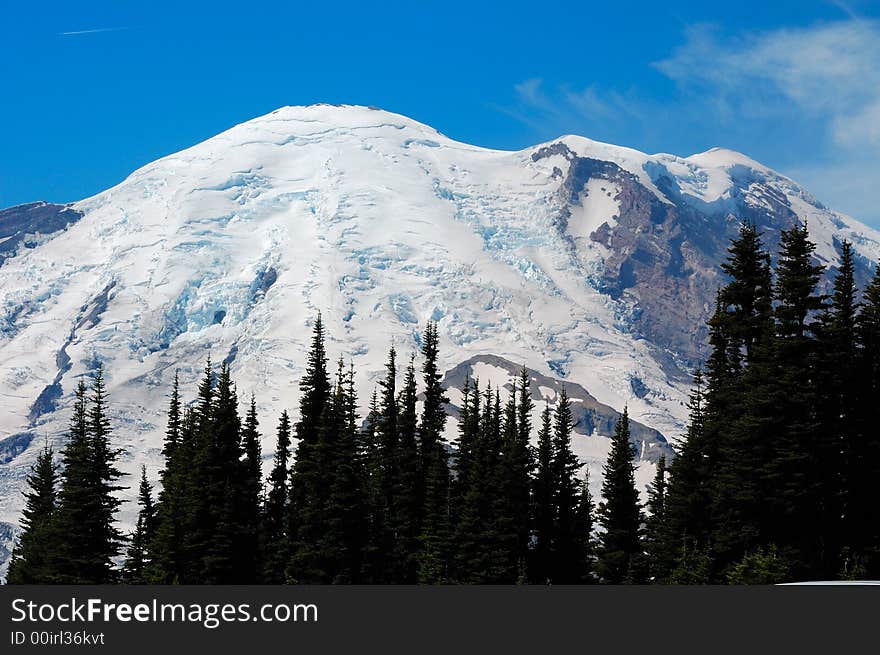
[655,21,880,146]
[505,19,880,225]
[59,27,129,36]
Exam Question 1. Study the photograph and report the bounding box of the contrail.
[59,27,129,36]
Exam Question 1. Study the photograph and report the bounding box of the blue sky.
[2,0,879,224]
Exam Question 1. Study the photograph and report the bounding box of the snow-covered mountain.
[1,104,879,561]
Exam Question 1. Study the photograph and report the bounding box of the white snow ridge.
[1,104,878,558]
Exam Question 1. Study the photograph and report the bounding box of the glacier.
[1,104,878,562]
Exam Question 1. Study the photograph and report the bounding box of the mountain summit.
[1,104,878,555]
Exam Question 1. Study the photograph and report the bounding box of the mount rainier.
[1,104,879,564]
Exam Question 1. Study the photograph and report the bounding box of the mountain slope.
[1,104,878,556]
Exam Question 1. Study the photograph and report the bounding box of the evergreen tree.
[817,241,864,576]
[575,471,596,583]
[499,368,534,582]
[182,358,218,583]
[288,315,333,583]
[392,354,421,583]
[597,408,642,584]
[238,395,263,582]
[661,370,713,582]
[54,370,125,584]
[416,322,451,583]
[6,445,60,584]
[705,224,781,578]
[318,359,368,583]
[262,411,291,583]
[530,403,554,583]
[361,388,384,582]
[550,388,583,583]
[855,266,880,576]
[767,221,826,576]
[643,455,667,582]
[123,466,156,583]
[364,346,400,582]
[452,379,507,582]
[201,362,243,583]
[148,372,190,583]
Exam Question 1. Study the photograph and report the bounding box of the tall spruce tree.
[288,315,333,583]
[201,362,243,583]
[499,369,534,582]
[123,466,156,583]
[550,388,583,583]
[364,346,400,582]
[575,471,596,583]
[238,395,263,582]
[768,221,826,577]
[148,372,190,583]
[393,355,422,583]
[416,322,451,583]
[597,408,642,584]
[661,370,713,582]
[263,411,291,583]
[319,359,368,583]
[54,370,125,584]
[855,266,880,576]
[706,224,779,578]
[6,445,60,584]
[531,403,555,583]
[643,455,667,582]
[182,359,218,583]
[815,241,860,576]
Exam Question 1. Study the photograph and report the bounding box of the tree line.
[6,221,880,584]
[7,319,642,584]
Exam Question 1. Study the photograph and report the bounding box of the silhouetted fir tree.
[416,322,451,583]
[238,394,263,582]
[496,383,523,581]
[643,455,667,582]
[575,471,596,583]
[202,362,243,583]
[392,355,421,583]
[479,386,517,583]
[496,374,534,581]
[510,367,535,581]
[530,403,554,583]
[364,346,400,582]
[661,370,713,582]
[123,466,156,583]
[706,224,779,578]
[181,358,217,583]
[288,315,332,583]
[53,369,125,584]
[855,267,880,576]
[149,371,193,583]
[551,388,583,583]
[159,405,198,583]
[455,383,510,583]
[812,241,859,576]
[451,379,490,582]
[6,445,60,584]
[318,359,368,583]
[597,408,642,584]
[262,410,291,583]
[360,388,384,582]
[767,221,826,576]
